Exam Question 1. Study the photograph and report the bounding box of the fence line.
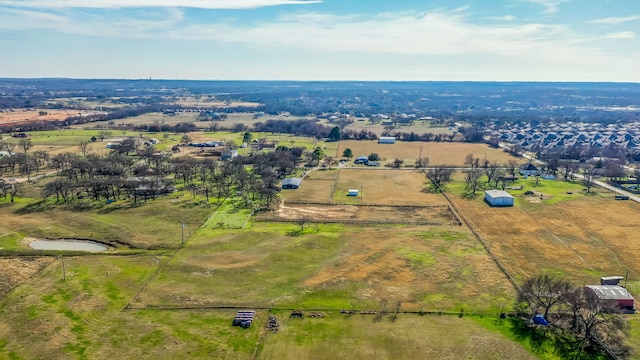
[255,217,445,226]
[283,200,448,209]
[427,175,521,292]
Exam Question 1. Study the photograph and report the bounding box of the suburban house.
[519,163,540,176]
[484,190,515,207]
[281,177,303,189]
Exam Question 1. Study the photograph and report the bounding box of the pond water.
[29,240,108,252]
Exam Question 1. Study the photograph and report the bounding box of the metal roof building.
[378,136,396,144]
[281,177,303,189]
[484,190,515,207]
[584,285,635,313]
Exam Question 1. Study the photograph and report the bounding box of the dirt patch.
[0,257,54,297]
[264,203,453,224]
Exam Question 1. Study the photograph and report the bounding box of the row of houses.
[487,121,640,153]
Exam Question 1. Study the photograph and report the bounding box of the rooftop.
[585,285,634,300]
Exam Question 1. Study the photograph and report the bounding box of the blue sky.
[0,0,638,81]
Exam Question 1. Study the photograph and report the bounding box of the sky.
[0,0,638,81]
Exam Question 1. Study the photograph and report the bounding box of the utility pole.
[181,222,185,245]
[61,255,66,281]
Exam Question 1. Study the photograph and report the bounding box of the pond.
[29,240,108,252]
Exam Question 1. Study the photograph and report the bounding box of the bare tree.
[78,141,90,157]
[425,166,454,192]
[581,164,595,194]
[18,138,33,154]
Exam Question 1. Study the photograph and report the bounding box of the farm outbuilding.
[347,189,359,196]
[584,285,635,313]
[282,177,303,189]
[484,190,515,207]
[378,136,396,144]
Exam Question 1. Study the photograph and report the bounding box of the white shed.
[484,190,514,207]
[347,189,359,196]
[378,136,396,144]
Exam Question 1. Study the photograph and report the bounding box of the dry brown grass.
[264,204,453,224]
[0,257,54,297]
[453,194,640,287]
[281,169,448,206]
[0,109,98,126]
[338,141,520,166]
[334,169,448,205]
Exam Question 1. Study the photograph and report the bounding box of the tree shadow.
[13,200,56,214]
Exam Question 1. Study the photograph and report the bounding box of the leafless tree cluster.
[517,275,630,358]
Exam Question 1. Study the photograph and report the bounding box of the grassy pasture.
[280,169,448,206]
[337,140,520,165]
[0,192,212,250]
[259,312,536,360]
[140,223,515,313]
[449,179,640,286]
[0,256,160,359]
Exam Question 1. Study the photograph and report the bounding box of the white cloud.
[604,31,636,39]
[524,0,570,14]
[487,15,517,21]
[590,15,640,25]
[0,0,321,9]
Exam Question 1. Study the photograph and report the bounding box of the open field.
[0,256,164,359]
[259,312,536,360]
[281,169,448,206]
[337,140,521,165]
[344,119,455,137]
[140,224,515,313]
[449,178,640,287]
[0,192,212,250]
[0,109,101,126]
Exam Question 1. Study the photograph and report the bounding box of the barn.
[584,285,635,313]
[484,190,514,207]
[281,177,303,189]
[378,136,396,144]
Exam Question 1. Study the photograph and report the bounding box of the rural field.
[0,109,100,126]
[343,118,455,137]
[449,177,640,286]
[281,168,448,206]
[0,188,212,250]
[337,140,520,165]
[139,224,515,313]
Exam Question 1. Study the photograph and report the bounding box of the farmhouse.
[354,156,369,165]
[378,136,396,144]
[221,149,238,161]
[484,190,515,207]
[519,163,540,176]
[584,285,635,313]
[281,177,303,189]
